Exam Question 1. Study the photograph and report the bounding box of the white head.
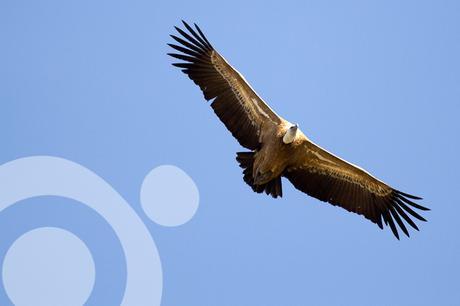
[283,123,299,144]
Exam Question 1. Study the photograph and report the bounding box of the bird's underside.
[168,21,430,239]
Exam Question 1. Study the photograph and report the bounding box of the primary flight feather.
[168,21,429,239]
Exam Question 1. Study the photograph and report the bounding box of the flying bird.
[168,21,429,239]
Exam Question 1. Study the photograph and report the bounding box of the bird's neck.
[283,128,298,144]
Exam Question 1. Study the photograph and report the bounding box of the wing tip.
[384,188,429,239]
[393,188,423,200]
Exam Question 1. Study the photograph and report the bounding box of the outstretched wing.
[168,21,283,150]
[284,137,429,239]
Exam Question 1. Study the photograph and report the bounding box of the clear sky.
[1,0,460,305]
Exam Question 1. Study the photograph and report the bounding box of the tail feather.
[236,152,283,198]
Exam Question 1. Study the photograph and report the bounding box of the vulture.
[168,21,429,239]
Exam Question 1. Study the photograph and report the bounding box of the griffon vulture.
[168,21,429,239]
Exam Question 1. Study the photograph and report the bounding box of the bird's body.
[253,122,294,185]
[168,21,429,239]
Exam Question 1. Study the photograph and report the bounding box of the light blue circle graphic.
[0,156,162,306]
[2,227,95,306]
[141,165,199,227]
[0,197,126,306]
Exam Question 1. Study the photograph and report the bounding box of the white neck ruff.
[283,127,297,144]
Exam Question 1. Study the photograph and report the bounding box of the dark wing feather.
[284,137,429,239]
[168,21,283,150]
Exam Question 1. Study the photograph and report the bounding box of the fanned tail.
[236,152,283,198]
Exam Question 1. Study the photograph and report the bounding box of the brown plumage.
[168,21,429,239]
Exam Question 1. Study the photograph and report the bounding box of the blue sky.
[1,0,460,305]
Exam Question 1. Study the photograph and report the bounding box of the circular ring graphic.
[0,156,162,306]
[0,196,127,305]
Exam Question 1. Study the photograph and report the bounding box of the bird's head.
[283,123,299,144]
